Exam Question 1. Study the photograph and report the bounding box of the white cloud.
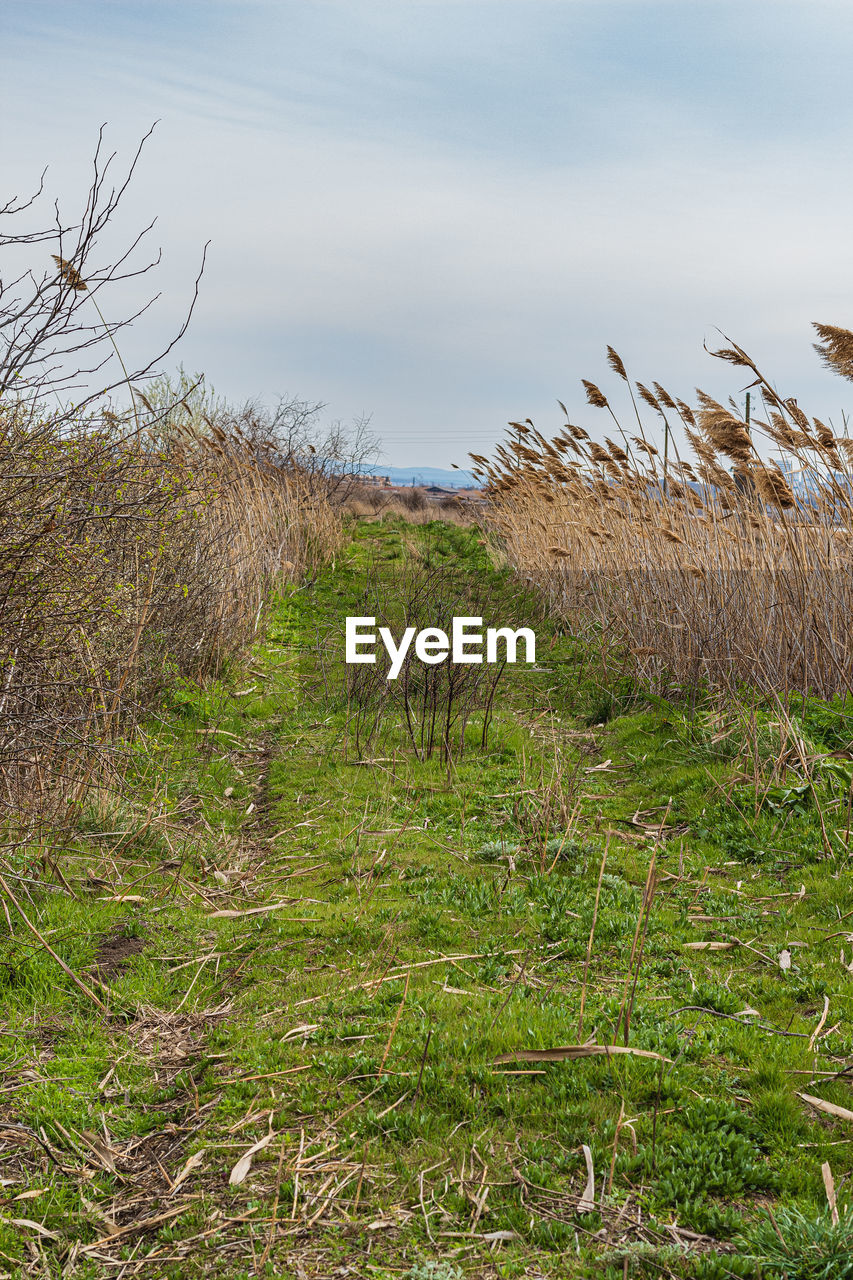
[3,2,853,465]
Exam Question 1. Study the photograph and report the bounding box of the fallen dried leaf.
[171,1149,205,1194]
[79,1129,117,1174]
[6,1217,60,1239]
[229,1133,273,1186]
[823,1161,839,1226]
[494,1045,671,1064]
[577,1144,595,1212]
[207,901,301,920]
[280,1023,319,1043]
[809,996,830,1052]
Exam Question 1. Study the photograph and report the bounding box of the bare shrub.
[0,406,342,814]
[344,551,535,761]
[364,487,391,512]
[340,483,477,525]
[0,125,205,422]
[340,483,392,516]
[0,135,341,817]
[398,486,428,512]
[140,367,382,505]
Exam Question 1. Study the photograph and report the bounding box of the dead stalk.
[579,837,609,1038]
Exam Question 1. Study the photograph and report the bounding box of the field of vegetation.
[2,504,853,1279]
[3,139,853,1279]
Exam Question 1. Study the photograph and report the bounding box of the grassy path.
[2,520,853,1279]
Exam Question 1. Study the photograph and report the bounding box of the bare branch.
[1,125,205,418]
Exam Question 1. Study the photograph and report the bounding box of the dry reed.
[0,400,341,816]
[475,326,853,700]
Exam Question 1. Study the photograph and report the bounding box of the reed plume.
[813,322,853,382]
[474,331,853,699]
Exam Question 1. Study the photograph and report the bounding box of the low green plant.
[406,1259,464,1279]
[737,1206,853,1279]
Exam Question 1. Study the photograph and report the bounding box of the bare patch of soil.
[92,923,147,979]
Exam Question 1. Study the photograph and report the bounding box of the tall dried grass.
[0,401,341,814]
[340,483,477,526]
[474,327,853,699]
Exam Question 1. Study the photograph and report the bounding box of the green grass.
[1,518,852,1278]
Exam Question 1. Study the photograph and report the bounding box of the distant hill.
[359,464,480,488]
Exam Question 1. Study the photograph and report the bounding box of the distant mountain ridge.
[359,464,479,488]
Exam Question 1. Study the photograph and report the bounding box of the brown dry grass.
[340,483,477,525]
[474,326,853,699]
[0,403,342,815]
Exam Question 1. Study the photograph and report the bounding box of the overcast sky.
[3,1,853,468]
